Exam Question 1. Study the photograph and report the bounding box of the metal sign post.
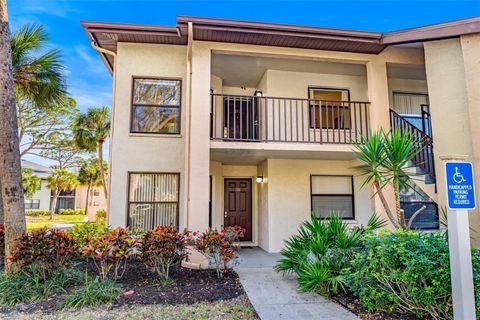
[444,160,476,320]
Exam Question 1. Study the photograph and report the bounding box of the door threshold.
[239,242,257,247]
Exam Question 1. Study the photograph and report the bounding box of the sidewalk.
[236,247,360,320]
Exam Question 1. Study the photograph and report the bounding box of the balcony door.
[309,88,351,129]
[223,96,259,141]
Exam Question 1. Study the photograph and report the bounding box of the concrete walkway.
[236,247,360,320]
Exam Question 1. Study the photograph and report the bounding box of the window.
[128,173,179,230]
[310,175,354,219]
[25,199,40,209]
[131,78,181,134]
[309,88,351,129]
[392,92,429,115]
[93,189,100,197]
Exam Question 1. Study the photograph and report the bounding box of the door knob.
[224,211,228,218]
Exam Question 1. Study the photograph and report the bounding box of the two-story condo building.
[82,16,480,251]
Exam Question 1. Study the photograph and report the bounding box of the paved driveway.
[236,247,360,320]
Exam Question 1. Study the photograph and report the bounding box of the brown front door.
[224,178,252,241]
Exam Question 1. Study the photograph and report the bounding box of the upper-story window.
[131,78,181,134]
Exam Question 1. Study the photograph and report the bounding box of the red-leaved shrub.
[141,226,187,279]
[192,226,244,278]
[8,227,76,279]
[82,227,141,280]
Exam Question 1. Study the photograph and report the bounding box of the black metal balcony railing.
[210,94,370,144]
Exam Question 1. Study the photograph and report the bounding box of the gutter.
[89,40,117,225]
[183,22,193,229]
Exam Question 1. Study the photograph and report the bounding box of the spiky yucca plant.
[275,212,386,296]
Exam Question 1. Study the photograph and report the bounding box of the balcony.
[210,93,370,145]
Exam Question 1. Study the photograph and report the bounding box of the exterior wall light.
[254,90,263,97]
[256,176,264,183]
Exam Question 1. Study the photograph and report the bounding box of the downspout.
[184,22,193,230]
[89,39,116,224]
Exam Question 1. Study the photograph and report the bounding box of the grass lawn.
[26,215,87,231]
[2,297,257,320]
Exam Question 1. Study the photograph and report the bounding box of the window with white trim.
[310,175,354,219]
[128,173,179,230]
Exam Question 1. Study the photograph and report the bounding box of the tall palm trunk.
[0,0,26,269]
[50,189,59,220]
[393,177,405,228]
[98,139,108,200]
[374,181,401,229]
[85,179,92,217]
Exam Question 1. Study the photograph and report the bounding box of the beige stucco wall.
[109,43,187,228]
[75,185,108,221]
[424,38,480,244]
[259,158,375,252]
[265,69,368,100]
[461,34,480,242]
[209,158,374,252]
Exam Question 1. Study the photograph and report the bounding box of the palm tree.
[11,24,67,108]
[0,0,26,269]
[46,168,78,220]
[21,168,41,198]
[353,128,421,229]
[72,107,110,200]
[77,157,107,217]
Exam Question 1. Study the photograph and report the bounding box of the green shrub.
[141,226,187,280]
[347,230,458,319]
[58,208,86,215]
[0,267,83,307]
[95,209,107,225]
[25,209,50,216]
[63,274,122,308]
[8,228,77,279]
[82,227,141,280]
[275,213,386,296]
[67,223,110,252]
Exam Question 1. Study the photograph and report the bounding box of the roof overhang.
[81,15,480,74]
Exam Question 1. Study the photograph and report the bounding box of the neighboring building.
[21,160,107,219]
[82,16,480,251]
[22,160,53,211]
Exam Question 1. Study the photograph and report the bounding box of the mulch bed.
[331,291,423,320]
[114,260,244,306]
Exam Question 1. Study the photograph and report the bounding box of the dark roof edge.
[382,16,480,44]
[176,15,383,40]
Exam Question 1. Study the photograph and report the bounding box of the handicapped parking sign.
[445,162,476,210]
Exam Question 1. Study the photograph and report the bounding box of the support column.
[188,41,211,232]
[424,39,480,244]
[461,34,480,244]
[366,58,396,228]
[366,58,391,130]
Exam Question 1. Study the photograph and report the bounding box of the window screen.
[128,173,179,230]
[311,175,354,219]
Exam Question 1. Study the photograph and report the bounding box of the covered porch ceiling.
[210,142,357,165]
